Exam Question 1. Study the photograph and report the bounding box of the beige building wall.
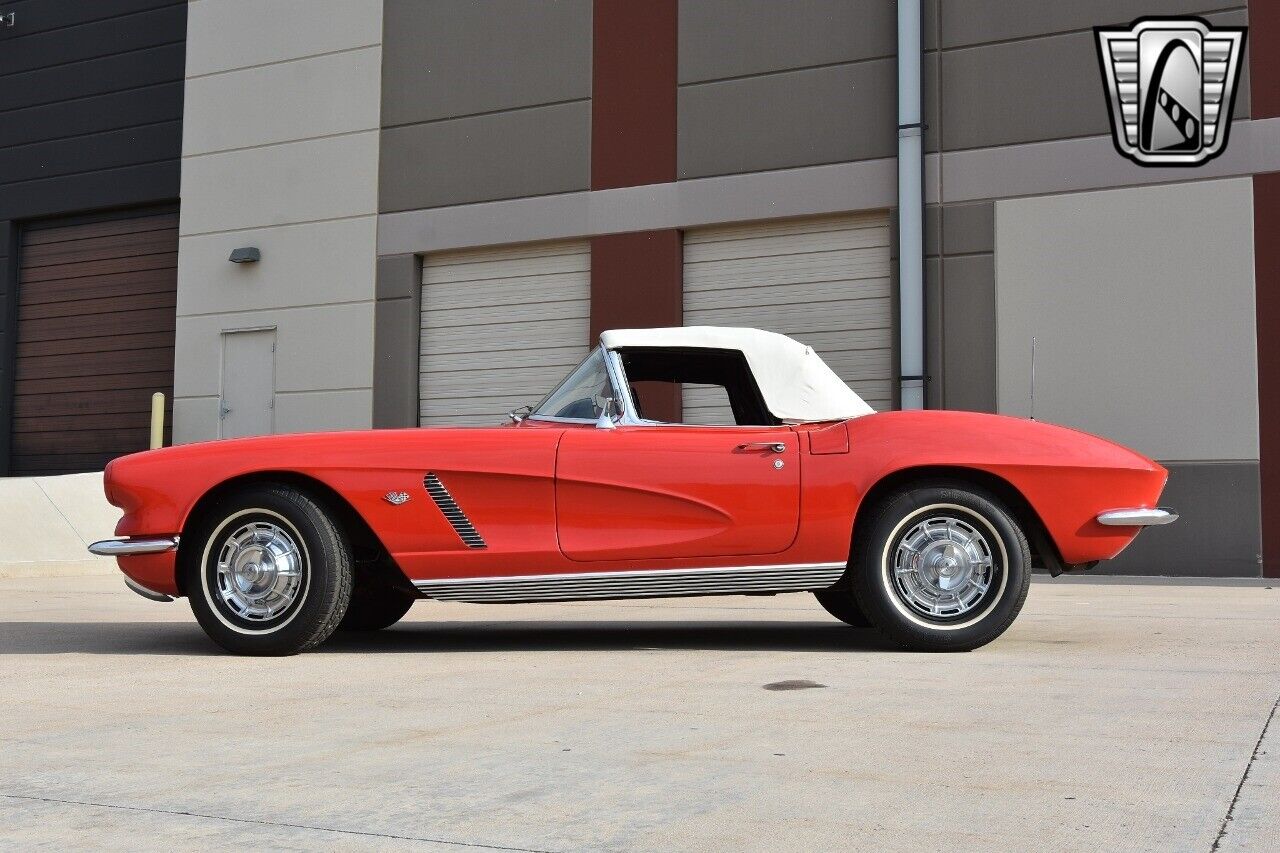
[173,0,384,443]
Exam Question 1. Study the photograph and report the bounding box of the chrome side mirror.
[507,404,532,424]
[595,397,617,430]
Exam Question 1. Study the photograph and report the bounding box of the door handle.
[737,441,786,453]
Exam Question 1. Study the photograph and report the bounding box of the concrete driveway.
[0,575,1276,852]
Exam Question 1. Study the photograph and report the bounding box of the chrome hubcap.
[892,515,995,619]
[214,521,304,622]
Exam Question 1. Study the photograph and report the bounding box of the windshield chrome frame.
[525,346,630,426]
[526,342,784,429]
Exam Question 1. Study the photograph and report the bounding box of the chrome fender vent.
[423,473,487,549]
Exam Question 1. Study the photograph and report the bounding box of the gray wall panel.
[377,157,901,255]
[380,102,591,211]
[381,0,591,127]
[373,254,421,430]
[678,0,895,83]
[925,256,944,409]
[940,1,1246,49]
[941,254,996,413]
[376,253,418,301]
[923,49,940,153]
[924,205,942,258]
[679,60,896,179]
[943,9,1249,151]
[1099,462,1261,577]
[995,179,1257,462]
[942,202,994,255]
[942,31,1108,151]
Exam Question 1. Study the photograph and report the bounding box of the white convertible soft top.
[599,326,876,422]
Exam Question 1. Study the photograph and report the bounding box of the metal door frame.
[219,326,277,440]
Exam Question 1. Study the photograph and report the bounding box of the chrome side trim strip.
[413,562,846,603]
[124,577,174,603]
[1096,507,1179,526]
[423,473,487,548]
[88,536,180,556]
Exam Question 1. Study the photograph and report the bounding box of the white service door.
[419,240,590,426]
[682,213,894,423]
[220,328,275,438]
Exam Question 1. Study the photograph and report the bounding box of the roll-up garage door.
[10,208,178,476]
[682,212,893,423]
[419,240,590,426]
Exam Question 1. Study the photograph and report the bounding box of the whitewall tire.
[184,484,352,656]
[851,482,1031,651]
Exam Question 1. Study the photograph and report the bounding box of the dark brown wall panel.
[589,230,683,421]
[1255,2,1280,577]
[1255,172,1280,578]
[9,210,178,475]
[591,0,677,189]
[0,1,185,472]
[0,222,16,475]
[1253,0,1280,119]
[589,3,682,420]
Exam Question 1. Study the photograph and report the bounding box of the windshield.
[531,348,616,421]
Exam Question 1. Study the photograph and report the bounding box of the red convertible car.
[90,327,1175,656]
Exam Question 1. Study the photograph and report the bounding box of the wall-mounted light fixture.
[228,247,261,264]
[1,11,15,27]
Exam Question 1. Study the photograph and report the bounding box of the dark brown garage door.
[10,208,177,476]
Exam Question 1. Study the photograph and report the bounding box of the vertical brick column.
[589,230,683,419]
[1252,6,1279,577]
[589,0,682,422]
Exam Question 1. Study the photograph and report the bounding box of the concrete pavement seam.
[1211,691,1280,851]
[0,793,559,852]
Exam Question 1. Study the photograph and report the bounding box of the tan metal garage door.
[419,240,590,426]
[682,212,893,423]
[11,208,177,475]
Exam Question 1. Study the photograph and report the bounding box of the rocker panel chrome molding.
[423,472,487,548]
[413,562,846,603]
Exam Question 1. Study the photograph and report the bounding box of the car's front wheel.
[183,484,352,656]
[850,482,1031,652]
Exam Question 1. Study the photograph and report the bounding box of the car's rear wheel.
[851,482,1030,652]
[183,484,352,656]
[339,583,415,631]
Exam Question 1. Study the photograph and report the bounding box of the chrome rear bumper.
[88,536,179,556]
[1096,508,1179,526]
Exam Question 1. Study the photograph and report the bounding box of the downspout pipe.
[897,0,925,409]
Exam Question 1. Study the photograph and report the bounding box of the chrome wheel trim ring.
[879,503,1009,632]
[200,508,311,635]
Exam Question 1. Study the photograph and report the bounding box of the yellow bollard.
[149,392,165,450]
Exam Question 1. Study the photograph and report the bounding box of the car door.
[554,424,800,561]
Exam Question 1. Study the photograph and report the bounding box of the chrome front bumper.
[1096,508,1179,526]
[88,537,180,603]
[123,576,174,603]
[87,536,179,556]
